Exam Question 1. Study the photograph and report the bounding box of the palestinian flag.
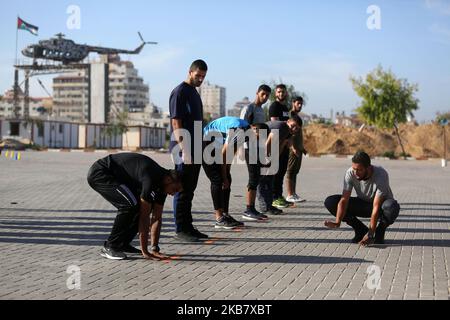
[17,17,38,36]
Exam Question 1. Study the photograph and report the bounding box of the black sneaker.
[242,209,263,221]
[258,213,269,220]
[190,228,209,239]
[175,231,200,243]
[119,244,142,254]
[265,206,283,215]
[215,217,238,230]
[223,213,245,227]
[100,247,127,260]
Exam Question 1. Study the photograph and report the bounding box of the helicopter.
[21,32,157,64]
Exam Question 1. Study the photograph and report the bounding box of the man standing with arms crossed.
[170,59,209,243]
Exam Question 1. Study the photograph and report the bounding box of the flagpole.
[15,15,19,65]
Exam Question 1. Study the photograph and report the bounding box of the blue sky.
[1,0,449,121]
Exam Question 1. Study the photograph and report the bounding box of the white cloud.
[425,0,450,15]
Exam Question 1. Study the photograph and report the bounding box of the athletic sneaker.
[190,228,209,239]
[242,208,268,221]
[215,217,238,230]
[286,194,306,203]
[119,244,142,254]
[100,246,127,260]
[272,197,289,209]
[256,212,269,220]
[223,213,245,227]
[175,231,200,243]
[242,210,263,221]
[263,206,283,215]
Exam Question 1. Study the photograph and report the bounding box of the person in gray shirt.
[240,85,277,217]
[324,151,400,246]
[240,84,271,125]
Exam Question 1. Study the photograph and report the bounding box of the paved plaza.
[0,151,449,300]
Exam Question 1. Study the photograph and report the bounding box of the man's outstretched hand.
[324,221,341,229]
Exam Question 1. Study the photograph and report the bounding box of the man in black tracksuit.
[87,153,182,261]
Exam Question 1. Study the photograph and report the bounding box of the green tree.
[105,111,129,149]
[350,66,419,159]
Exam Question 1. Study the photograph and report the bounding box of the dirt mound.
[304,123,449,158]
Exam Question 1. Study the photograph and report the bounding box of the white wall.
[90,63,108,124]
[1,119,165,150]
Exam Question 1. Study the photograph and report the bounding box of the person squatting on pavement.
[324,151,400,246]
[87,153,183,260]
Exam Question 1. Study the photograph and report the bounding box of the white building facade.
[198,81,226,120]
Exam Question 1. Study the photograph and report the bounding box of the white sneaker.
[286,194,306,203]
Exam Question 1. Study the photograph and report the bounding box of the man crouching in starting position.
[87,153,182,260]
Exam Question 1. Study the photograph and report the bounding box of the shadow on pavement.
[0,208,116,214]
[165,254,370,264]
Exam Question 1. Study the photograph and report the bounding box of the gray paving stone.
[0,152,449,300]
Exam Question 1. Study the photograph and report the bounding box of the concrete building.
[52,71,89,122]
[52,54,150,124]
[228,97,251,118]
[108,54,149,115]
[198,81,226,120]
[335,112,362,127]
[127,104,171,133]
[0,88,53,118]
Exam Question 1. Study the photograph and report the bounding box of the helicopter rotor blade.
[138,32,145,43]
[138,32,158,45]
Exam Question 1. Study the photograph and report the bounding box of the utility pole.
[441,119,448,168]
[13,69,20,119]
[24,70,30,119]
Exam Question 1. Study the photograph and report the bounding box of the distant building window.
[59,124,64,134]
[10,122,20,136]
